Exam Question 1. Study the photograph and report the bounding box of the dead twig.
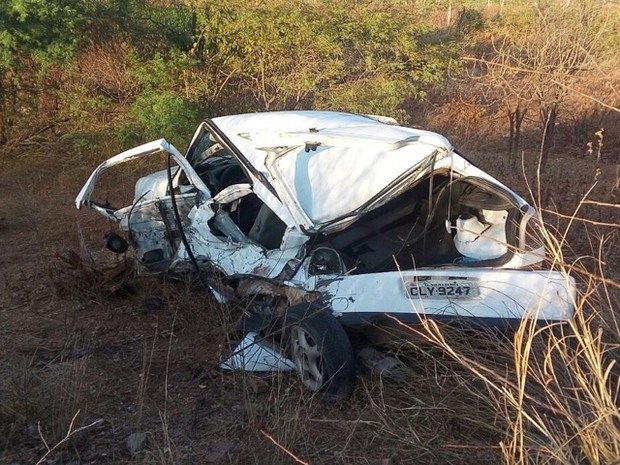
[541,209,620,229]
[462,56,620,114]
[581,200,620,209]
[261,430,309,465]
[36,410,103,465]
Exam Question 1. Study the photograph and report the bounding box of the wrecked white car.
[76,111,576,396]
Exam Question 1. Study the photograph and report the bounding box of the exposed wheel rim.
[290,325,324,391]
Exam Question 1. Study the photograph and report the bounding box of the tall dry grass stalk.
[391,183,620,464]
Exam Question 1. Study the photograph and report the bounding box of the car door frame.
[75,138,211,221]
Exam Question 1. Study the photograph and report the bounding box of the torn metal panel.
[210,183,253,205]
[171,205,302,279]
[221,332,295,372]
[236,278,316,306]
[75,139,210,219]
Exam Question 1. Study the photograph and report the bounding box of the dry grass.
[0,141,618,464]
[388,291,619,464]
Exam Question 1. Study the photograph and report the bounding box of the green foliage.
[316,76,411,123]
[3,0,614,156]
[87,0,196,56]
[121,90,201,148]
[116,52,203,147]
[60,131,105,156]
[0,0,91,143]
[0,0,460,146]
[111,53,197,147]
[0,0,86,70]
[330,4,446,99]
[192,0,453,115]
[455,8,485,37]
[193,0,343,111]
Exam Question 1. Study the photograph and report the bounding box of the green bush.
[120,90,202,149]
[455,8,485,37]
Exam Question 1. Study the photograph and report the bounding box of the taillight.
[522,213,545,252]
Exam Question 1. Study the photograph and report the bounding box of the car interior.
[185,133,520,268]
[191,144,286,250]
[316,173,520,274]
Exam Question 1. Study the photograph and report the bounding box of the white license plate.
[406,280,479,299]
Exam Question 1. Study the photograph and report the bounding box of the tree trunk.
[507,104,527,171]
[0,75,9,147]
[539,104,558,170]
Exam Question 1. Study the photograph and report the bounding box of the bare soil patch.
[1,143,617,464]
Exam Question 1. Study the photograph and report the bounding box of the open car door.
[75,139,211,218]
[76,139,212,272]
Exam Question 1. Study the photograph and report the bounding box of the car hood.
[211,111,452,228]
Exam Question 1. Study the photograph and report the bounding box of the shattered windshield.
[186,124,218,166]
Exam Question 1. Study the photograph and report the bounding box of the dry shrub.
[52,250,137,299]
[432,101,489,140]
[382,190,620,464]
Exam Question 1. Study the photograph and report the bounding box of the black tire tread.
[281,302,355,398]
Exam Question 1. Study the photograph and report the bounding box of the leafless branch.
[36,411,104,465]
[462,56,620,114]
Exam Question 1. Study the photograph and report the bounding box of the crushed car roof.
[212,111,454,225]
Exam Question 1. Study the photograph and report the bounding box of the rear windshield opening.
[316,174,519,274]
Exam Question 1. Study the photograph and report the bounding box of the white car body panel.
[265,140,443,226]
[220,332,296,372]
[307,268,574,323]
[212,111,387,174]
[175,205,299,279]
[75,110,576,334]
[250,179,297,228]
[134,168,176,202]
[225,120,453,228]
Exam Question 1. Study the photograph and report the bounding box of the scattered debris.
[356,347,415,382]
[221,332,295,372]
[52,250,136,298]
[126,432,146,455]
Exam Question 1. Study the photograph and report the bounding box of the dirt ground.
[1,141,618,465]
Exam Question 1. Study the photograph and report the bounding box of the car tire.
[281,302,355,398]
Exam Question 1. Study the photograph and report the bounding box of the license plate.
[406,279,479,299]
